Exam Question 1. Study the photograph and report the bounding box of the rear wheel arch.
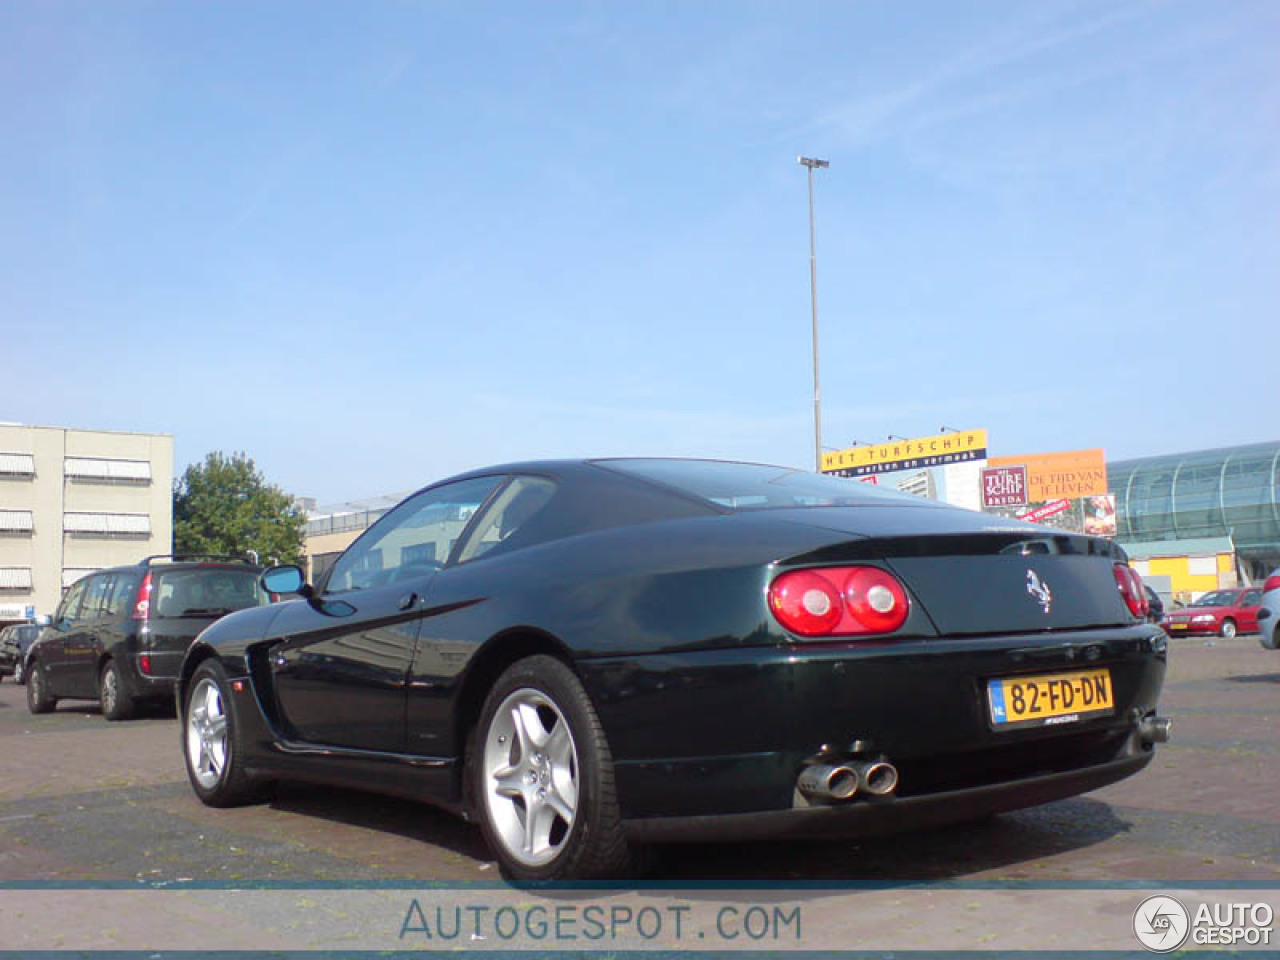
[453,630,579,802]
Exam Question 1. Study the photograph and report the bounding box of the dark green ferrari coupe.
[177,459,1168,881]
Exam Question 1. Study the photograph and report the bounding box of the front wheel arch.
[177,644,221,711]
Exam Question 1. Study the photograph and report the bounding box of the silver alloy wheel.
[186,677,229,790]
[14,659,24,684]
[29,665,39,700]
[482,687,579,867]
[1222,620,1237,640]
[101,665,118,714]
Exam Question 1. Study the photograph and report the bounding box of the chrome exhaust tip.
[853,760,899,796]
[797,764,859,802]
[1139,715,1171,745]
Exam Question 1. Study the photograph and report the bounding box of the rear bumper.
[581,625,1166,822]
[625,750,1150,842]
[118,654,181,701]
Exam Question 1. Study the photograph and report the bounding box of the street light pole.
[798,156,829,472]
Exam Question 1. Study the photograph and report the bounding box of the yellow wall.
[1135,552,1235,603]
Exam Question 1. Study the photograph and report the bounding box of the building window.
[63,512,151,537]
[1187,556,1218,577]
[0,567,32,591]
[64,457,152,484]
[0,510,34,534]
[0,453,35,477]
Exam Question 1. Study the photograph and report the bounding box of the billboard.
[1083,494,1117,537]
[983,449,1110,535]
[981,465,1028,507]
[985,449,1107,501]
[821,429,989,478]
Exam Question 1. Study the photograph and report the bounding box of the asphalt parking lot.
[1,634,1278,951]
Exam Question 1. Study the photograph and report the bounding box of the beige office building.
[0,423,173,623]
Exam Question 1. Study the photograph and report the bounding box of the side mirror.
[261,564,310,597]
[34,614,51,627]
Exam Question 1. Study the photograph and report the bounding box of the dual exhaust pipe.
[800,714,1170,805]
[797,759,899,803]
[1139,715,1171,745]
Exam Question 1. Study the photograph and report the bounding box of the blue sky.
[2,1,1276,506]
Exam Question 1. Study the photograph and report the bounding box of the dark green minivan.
[25,556,266,720]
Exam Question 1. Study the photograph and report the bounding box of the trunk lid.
[145,565,269,677]
[775,505,1134,635]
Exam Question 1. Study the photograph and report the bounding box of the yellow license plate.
[987,668,1113,729]
[1169,623,1187,630]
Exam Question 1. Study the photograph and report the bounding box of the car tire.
[470,654,635,882]
[26,661,56,714]
[99,659,136,722]
[182,659,271,807]
[1262,624,1279,651]
[1220,618,1237,640]
[13,659,25,685]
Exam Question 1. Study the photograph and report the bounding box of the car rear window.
[153,567,267,618]
[594,459,923,511]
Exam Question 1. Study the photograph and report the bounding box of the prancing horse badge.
[1026,569,1052,614]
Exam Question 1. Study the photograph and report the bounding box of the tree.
[173,451,306,565]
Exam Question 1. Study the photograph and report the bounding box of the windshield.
[153,567,268,618]
[595,459,924,511]
[1191,590,1238,608]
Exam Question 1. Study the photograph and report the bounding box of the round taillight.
[769,565,911,639]
[768,570,843,636]
[843,567,910,633]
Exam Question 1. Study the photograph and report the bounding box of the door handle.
[398,592,419,611]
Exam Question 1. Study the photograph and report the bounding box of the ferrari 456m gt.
[177,459,1168,881]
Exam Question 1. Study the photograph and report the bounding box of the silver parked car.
[1258,569,1279,650]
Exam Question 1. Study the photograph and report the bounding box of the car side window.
[1243,589,1261,605]
[58,579,89,624]
[81,574,114,620]
[104,573,139,618]
[326,476,503,594]
[456,476,558,563]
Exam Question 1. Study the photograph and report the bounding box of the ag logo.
[1133,895,1190,952]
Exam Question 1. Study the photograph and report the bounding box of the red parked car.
[1162,587,1262,639]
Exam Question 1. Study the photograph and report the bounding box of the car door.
[1240,588,1262,632]
[42,578,89,694]
[63,573,114,697]
[268,475,503,753]
[404,475,560,756]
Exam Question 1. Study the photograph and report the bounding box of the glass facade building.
[1111,442,1280,575]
